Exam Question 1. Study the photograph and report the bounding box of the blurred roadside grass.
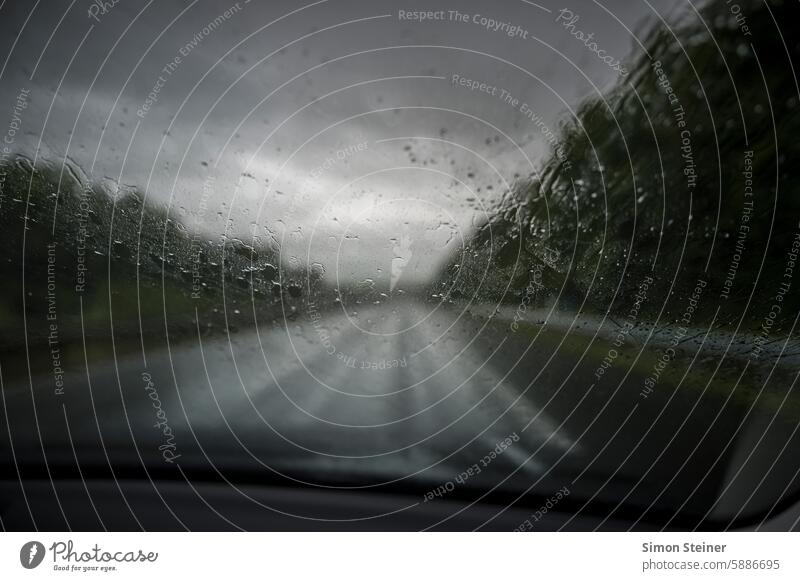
[494,315,800,418]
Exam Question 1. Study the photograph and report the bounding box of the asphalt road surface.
[2,296,796,521]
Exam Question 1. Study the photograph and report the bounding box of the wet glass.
[1,0,799,529]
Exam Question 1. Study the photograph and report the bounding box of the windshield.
[1,0,799,530]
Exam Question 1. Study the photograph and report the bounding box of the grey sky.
[0,0,683,286]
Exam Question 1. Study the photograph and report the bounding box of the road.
[2,296,794,518]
